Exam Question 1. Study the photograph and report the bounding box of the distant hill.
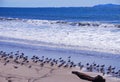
[93,4,120,8]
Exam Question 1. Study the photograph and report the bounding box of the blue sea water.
[0,6,120,72]
[0,7,120,23]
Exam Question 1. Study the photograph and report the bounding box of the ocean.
[0,7,120,23]
[0,7,120,70]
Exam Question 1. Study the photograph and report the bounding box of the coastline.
[0,40,120,69]
[0,6,120,82]
[0,50,120,82]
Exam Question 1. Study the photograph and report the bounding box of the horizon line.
[0,3,120,8]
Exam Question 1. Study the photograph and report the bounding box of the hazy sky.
[0,0,120,7]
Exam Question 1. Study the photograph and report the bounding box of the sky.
[0,0,120,7]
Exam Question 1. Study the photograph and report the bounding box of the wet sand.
[0,54,120,82]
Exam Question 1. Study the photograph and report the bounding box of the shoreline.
[0,18,120,55]
[0,6,120,82]
[0,50,120,82]
[0,39,120,56]
[0,41,120,70]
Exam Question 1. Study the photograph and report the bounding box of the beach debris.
[72,71,106,82]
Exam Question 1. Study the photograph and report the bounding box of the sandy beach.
[0,3,120,82]
[0,51,120,82]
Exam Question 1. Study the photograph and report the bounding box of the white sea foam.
[0,18,120,54]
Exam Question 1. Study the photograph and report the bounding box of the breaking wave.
[0,17,120,54]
